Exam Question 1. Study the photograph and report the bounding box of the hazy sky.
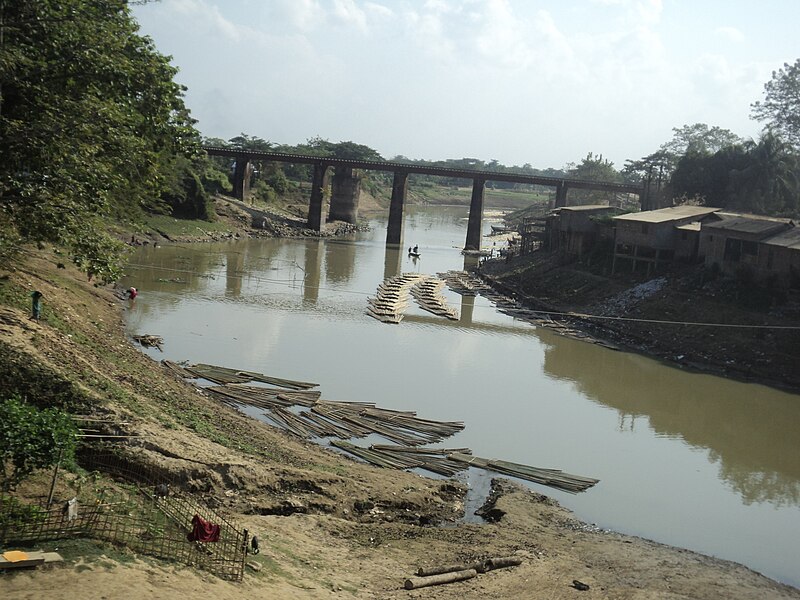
[132,0,800,170]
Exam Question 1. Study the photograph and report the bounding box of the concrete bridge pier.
[554,181,568,208]
[232,157,253,201]
[386,171,409,245]
[307,162,330,232]
[328,167,361,224]
[464,178,486,251]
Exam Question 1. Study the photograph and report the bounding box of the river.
[122,205,800,588]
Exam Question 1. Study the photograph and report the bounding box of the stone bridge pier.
[464,178,486,251]
[232,158,254,201]
[328,167,362,224]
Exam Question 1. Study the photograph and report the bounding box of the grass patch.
[143,215,234,239]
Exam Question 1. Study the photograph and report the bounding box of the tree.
[670,133,799,216]
[751,59,800,148]
[661,123,743,156]
[0,397,77,493]
[0,0,202,280]
[568,153,622,204]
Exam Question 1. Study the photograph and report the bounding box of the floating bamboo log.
[404,568,477,590]
[447,453,599,493]
[161,360,196,379]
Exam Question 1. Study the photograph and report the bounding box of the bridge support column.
[555,181,568,208]
[465,178,486,251]
[555,181,569,208]
[386,171,408,245]
[233,157,252,201]
[307,162,329,232]
[328,167,361,224]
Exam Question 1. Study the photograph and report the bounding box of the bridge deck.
[203,147,642,194]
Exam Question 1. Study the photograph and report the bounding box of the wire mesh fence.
[0,444,248,581]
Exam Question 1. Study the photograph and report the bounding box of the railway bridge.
[203,147,644,251]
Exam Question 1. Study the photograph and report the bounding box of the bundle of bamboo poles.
[448,453,599,493]
[410,277,459,320]
[313,401,465,447]
[438,271,492,296]
[331,442,470,477]
[204,384,321,409]
[161,360,196,379]
[185,363,318,389]
[367,273,425,324]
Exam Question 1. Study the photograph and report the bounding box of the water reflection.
[383,245,402,280]
[303,240,323,304]
[325,239,356,283]
[542,336,800,507]
[225,249,245,297]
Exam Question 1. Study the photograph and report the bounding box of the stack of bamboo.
[367,273,424,323]
[410,277,459,320]
[204,384,321,410]
[185,363,318,389]
[309,401,464,446]
[438,270,492,296]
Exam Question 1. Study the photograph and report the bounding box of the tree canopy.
[0,396,77,493]
[0,0,207,280]
[751,58,800,149]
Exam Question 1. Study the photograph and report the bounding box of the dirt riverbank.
[479,250,800,394]
[1,246,799,599]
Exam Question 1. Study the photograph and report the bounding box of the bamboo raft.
[367,273,425,324]
[410,277,459,320]
[185,363,318,389]
[440,271,617,349]
[448,452,599,493]
[330,441,469,477]
[188,363,598,494]
[161,360,196,379]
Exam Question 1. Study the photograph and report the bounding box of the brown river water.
[122,206,800,588]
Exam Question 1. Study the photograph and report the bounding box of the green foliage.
[751,59,800,149]
[0,0,202,280]
[567,153,622,204]
[0,495,45,530]
[671,133,799,216]
[0,396,77,493]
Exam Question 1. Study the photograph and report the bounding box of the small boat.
[491,225,511,234]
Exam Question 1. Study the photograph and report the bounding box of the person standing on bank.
[30,291,43,322]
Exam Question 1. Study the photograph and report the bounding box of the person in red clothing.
[127,287,138,300]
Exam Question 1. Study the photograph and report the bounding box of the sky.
[132,0,800,170]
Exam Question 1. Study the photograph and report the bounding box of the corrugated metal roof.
[762,226,800,249]
[702,216,791,236]
[675,222,701,231]
[558,205,615,212]
[613,206,720,223]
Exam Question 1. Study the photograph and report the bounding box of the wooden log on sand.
[404,568,477,590]
[416,561,487,577]
[485,556,522,570]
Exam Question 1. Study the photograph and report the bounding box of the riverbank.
[479,250,800,394]
[1,249,799,599]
